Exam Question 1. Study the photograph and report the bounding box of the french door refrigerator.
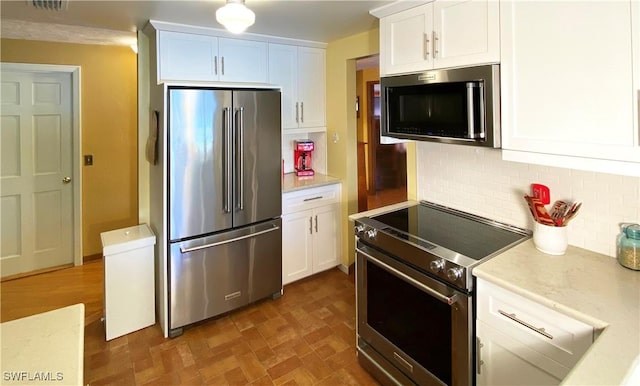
[167,87,282,337]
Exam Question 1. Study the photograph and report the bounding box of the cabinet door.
[476,321,567,386]
[297,47,326,129]
[158,31,218,82]
[500,1,639,167]
[282,210,313,285]
[311,203,340,273]
[218,38,268,83]
[268,44,299,130]
[380,3,432,75]
[433,0,499,68]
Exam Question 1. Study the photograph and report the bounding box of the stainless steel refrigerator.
[167,87,282,337]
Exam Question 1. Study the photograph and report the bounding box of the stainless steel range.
[354,201,530,386]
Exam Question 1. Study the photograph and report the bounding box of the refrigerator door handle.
[235,107,245,211]
[179,225,280,253]
[223,107,232,213]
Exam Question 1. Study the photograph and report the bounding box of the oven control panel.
[355,220,469,290]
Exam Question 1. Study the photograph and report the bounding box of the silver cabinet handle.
[221,56,225,75]
[300,102,304,123]
[303,196,323,202]
[424,32,430,60]
[180,225,280,253]
[432,31,438,58]
[314,215,318,233]
[476,336,484,375]
[309,217,313,234]
[295,102,299,123]
[62,176,72,184]
[214,56,218,75]
[498,309,554,340]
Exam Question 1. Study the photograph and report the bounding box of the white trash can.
[100,224,156,341]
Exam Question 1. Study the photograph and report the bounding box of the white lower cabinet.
[476,320,568,385]
[282,183,341,285]
[476,278,594,386]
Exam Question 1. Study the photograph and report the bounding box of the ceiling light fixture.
[215,0,255,34]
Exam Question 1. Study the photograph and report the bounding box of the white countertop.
[474,241,640,385]
[0,304,85,386]
[282,172,341,193]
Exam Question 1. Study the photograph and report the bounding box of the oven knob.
[447,267,464,281]
[430,259,445,273]
[366,229,377,239]
[354,225,366,235]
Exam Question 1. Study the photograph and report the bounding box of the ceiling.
[0,0,394,47]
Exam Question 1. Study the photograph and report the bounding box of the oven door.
[356,241,472,386]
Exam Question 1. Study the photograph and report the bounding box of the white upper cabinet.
[378,0,499,75]
[269,44,326,130]
[297,47,326,129]
[500,0,640,175]
[158,31,218,81]
[157,30,268,84]
[432,0,499,69]
[381,3,433,75]
[218,38,268,83]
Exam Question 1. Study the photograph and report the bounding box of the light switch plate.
[84,154,93,166]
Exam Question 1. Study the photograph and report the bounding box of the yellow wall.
[326,29,417,268]
[1,39,139,257]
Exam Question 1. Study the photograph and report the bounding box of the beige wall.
[326,29,417,268]
[1,38,139,257]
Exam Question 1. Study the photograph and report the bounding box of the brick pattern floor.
[84,268,380,385]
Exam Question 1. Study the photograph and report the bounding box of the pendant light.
[216,0,255,34]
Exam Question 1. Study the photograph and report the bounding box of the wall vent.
[29,0,68,11]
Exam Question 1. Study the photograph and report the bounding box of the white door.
[1,70,74,277]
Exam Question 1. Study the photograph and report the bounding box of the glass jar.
[617,224,640,270]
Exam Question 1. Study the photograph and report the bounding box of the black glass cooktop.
[372,203,527,261]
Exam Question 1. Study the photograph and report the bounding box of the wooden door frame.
[366,80,379,195]
[2,62,83,267]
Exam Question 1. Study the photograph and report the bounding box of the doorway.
[356,56,407,212]
[1,63,82,279]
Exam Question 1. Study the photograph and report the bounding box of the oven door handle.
[357,247,458,306]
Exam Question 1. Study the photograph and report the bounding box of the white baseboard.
[338,264,349,274]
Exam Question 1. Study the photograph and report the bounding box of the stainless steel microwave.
[381,64,501,148]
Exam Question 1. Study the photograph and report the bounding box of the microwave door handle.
[478,82,486,138]
[466,82,475,140]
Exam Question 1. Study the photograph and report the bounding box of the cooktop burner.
[372,204,526,261]
[355,201,531,290]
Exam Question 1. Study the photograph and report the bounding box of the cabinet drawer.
[477,279,594,369]
[282,183,340,214]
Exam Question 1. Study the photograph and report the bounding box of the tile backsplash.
[416,142,640,257]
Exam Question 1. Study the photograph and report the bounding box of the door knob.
[62,177,72,184]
